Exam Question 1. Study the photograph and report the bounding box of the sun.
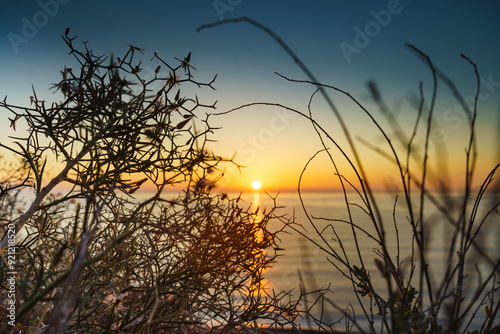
[251,180,261,190]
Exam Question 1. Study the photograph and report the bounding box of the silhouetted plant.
[200,17,500,333]
[0,31,304,333]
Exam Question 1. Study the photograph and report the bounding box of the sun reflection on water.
[249,191,269,299]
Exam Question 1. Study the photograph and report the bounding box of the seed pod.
[176,118,191,130]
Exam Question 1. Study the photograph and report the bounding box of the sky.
[1,0,500,194]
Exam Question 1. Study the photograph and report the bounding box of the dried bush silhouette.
[200,17,500,333]
[0,31,304,333]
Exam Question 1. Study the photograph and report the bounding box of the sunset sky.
[1,1,500,193]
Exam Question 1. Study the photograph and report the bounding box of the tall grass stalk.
[201,17,500,333]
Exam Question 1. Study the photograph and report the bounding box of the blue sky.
[1,0,500,191]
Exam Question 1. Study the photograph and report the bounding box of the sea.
[12,188,500,331]
[242,190,500,332]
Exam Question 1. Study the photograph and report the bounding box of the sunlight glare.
[252,180,261,190]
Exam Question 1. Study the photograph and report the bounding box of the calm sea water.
[17,188,499,330]
[244,190,500,331]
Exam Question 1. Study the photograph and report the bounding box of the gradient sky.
[1,1,499,193]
